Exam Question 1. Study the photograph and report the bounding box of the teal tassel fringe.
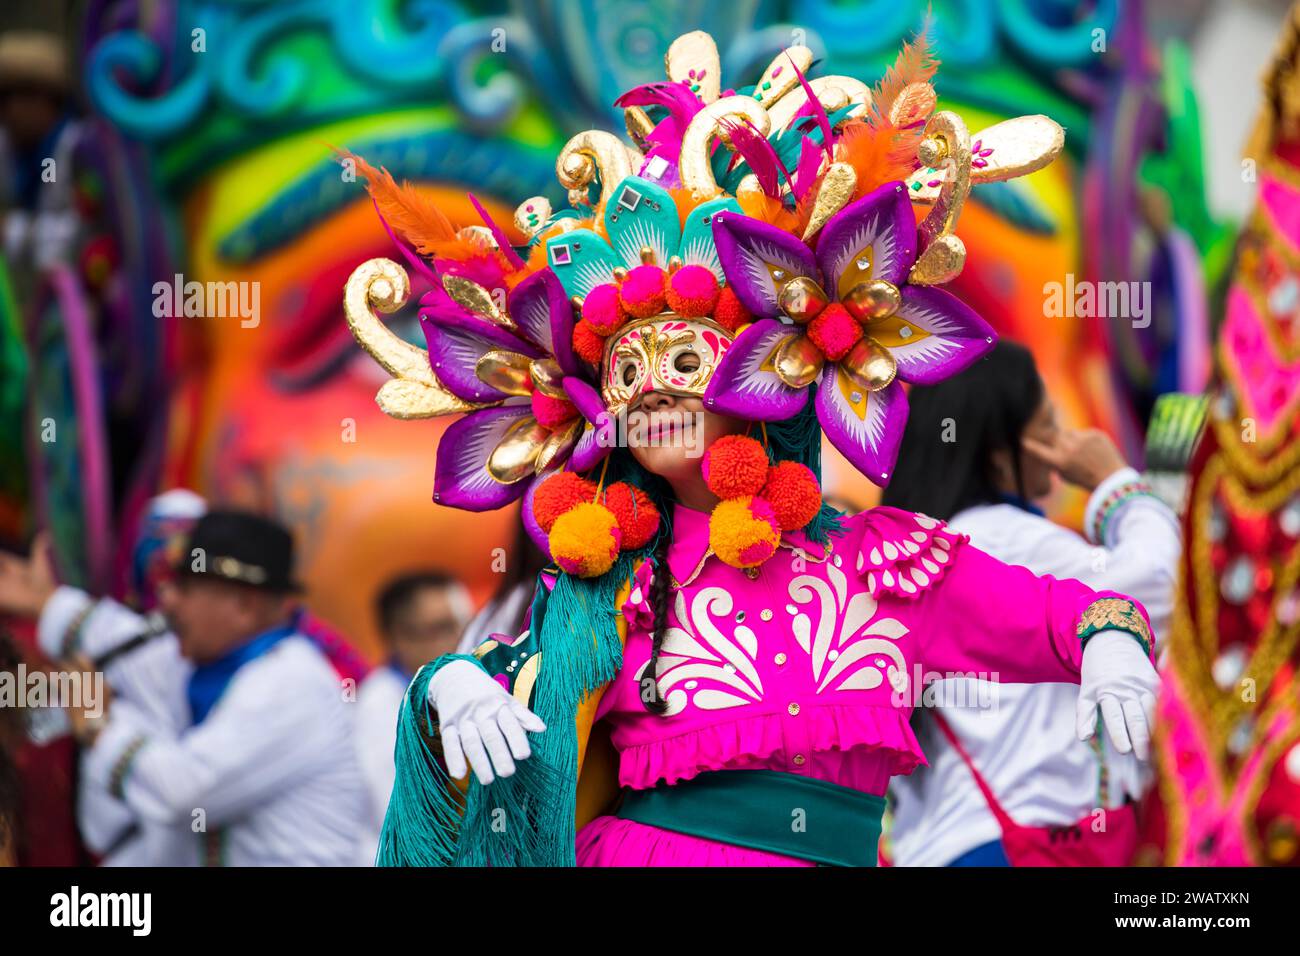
[376,552,637,866]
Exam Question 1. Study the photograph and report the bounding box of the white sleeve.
[37,587,189,730]
[82,648,338,829]
[1012,469,1182,644]
[38,586,141,660]
[76,700,149,855]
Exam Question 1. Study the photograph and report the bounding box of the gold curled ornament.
[679,96,772,196]
[556,130,636,213]
[905,114,1065,203]
[343,258,478,420]
[909,111,972,286]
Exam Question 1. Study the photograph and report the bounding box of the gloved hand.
[1076,630,1159,760]
[426,660,546,785]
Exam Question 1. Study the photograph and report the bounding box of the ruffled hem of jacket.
[615,702,925,789]
[850,507,967,601]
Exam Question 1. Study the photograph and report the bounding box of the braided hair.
[639,531,673,714]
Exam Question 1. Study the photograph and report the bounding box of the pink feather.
[790,137,824,201]
[787,54,835,161]
[720,116,789,198]
[468,193,524,269]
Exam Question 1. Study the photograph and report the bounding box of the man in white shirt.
[355,571,470,864]
[4,510,366,866]
[884,342,1181,866]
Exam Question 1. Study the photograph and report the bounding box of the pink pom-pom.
[619,265,668,318]
[581,283,626,334]
[806,303,863,361]
[666,265,719,317]
[531,390,578,430]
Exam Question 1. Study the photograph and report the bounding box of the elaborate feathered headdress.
[343,28,1064,541]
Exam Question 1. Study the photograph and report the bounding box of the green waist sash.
[616,769,884,867]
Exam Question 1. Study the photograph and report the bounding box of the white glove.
[1076,630,1159,761]
[426,660,546,785]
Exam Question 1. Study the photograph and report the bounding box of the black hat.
[173,510,302,593]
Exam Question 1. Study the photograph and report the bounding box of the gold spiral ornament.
[343,257,478,419]
[556,130,636,213]
[909,111,973,286]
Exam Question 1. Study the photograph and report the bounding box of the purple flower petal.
[885,286,997,385]
[702,318,810,421]
[506,269,567,356]
[421,308,540,403]
[562,376,607,426]
[711,211,820,317]
[569,421,613,472]
[433,403,536,511]
[520,469,553,554]
[816,181,917,296]
[814,371,908,486]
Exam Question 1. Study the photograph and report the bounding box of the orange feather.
[336,149,462,257]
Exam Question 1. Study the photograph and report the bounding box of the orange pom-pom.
[701,434,769,499]
[549,502,622,577]
[602,482,660,550]
[709,496,781,569]
[532,472,597,532]
[762,461,822,530]
[572,319,606,364]
[712,284,751,333]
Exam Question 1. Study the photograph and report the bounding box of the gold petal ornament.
[842,337,898,392]
[486,417,550,483]
[773,332,825,388]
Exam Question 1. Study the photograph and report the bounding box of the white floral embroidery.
[788,562,908,694]
[635,586,764,715]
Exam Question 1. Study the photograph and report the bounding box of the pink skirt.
[575,815,815,867]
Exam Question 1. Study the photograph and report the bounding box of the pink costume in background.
[576,505,1151,866]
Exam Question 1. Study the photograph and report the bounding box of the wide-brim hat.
[172,510,303,593]
[0,32,69,94]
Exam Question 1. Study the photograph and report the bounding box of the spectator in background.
[883,341,1180,867]
[0,509,366,865]
[355,571,470,864]
[0,30,82,276]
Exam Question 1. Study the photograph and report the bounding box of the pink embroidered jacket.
[592,504,1149,796]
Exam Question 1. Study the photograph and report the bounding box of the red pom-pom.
[666,265,719,318]
[572,319,606,364]
[581,283,626,334]
[701,434,769,499]
[532,472,597,532]
[531,390,577,430]
[712,284,751,333]
[602,482,660,549]
[619,265,668,318]
[762,461,822,530]
[806,303,863,361]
